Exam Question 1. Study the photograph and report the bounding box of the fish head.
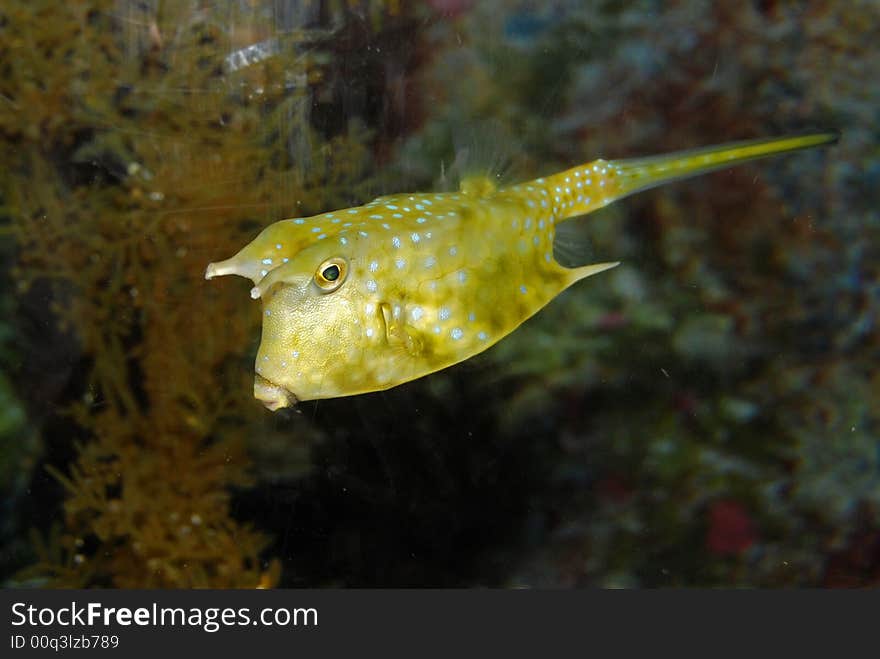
[248,232,380,408]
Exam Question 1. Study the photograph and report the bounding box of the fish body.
[206,133,836,409]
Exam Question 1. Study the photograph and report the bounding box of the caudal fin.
[546,132,838,221]
[610,132,838,199]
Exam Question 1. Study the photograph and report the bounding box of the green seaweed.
[0,0,406,587]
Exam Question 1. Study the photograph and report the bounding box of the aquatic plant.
[0,0,409,587]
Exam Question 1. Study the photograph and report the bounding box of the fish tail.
[608,132,838,200]
[548,132,837,220]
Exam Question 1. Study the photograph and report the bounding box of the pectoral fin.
[380,302,424,357]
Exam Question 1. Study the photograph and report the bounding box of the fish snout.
[254,374,298,410]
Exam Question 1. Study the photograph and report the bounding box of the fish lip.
[253,374,298,411]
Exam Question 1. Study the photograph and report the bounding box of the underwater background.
[0,0,877,587]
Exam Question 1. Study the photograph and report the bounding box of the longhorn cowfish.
[206,132,836,410]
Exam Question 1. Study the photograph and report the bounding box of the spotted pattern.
[206,133,836,406]
[214,177,612,403]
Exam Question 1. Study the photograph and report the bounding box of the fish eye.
[314,257,348,292]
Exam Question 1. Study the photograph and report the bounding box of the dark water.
[1,1,877,587]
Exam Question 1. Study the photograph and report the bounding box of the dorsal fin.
[412,117,517,193]
[460,175,497,197]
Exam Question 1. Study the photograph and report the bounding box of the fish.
[206,132,837,410]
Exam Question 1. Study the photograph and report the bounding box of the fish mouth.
[253,374,298,411]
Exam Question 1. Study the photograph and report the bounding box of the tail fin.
[546,132,838,221]
[610,132,838,199]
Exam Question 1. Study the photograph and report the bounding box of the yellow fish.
[206,133,836,409]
